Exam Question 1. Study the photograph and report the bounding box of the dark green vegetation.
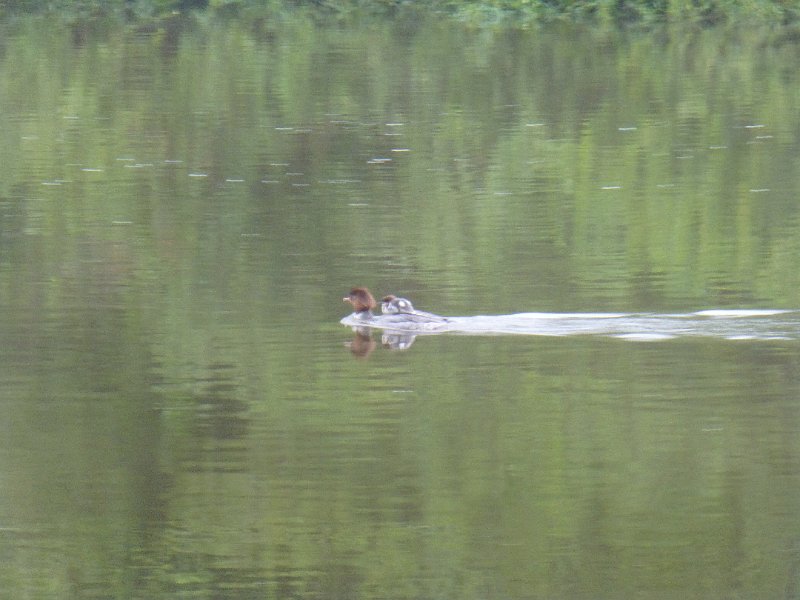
[2,0,800,26]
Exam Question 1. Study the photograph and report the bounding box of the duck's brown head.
[343,287,377,313]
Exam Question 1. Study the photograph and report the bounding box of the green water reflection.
[1,15,800,599]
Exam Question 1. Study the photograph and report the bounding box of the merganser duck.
[342,287,449,328]
[381,294,448,322]
[343,287,377,321]
[381,294,413,314]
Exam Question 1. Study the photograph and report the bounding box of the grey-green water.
[1,15,800,599]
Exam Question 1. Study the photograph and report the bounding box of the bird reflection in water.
[344,325,418,356]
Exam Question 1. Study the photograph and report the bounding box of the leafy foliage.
[2,0,799,24]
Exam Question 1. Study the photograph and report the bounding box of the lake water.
[2,14,800,599]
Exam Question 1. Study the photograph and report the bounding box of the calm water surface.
[1,15,800,599]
